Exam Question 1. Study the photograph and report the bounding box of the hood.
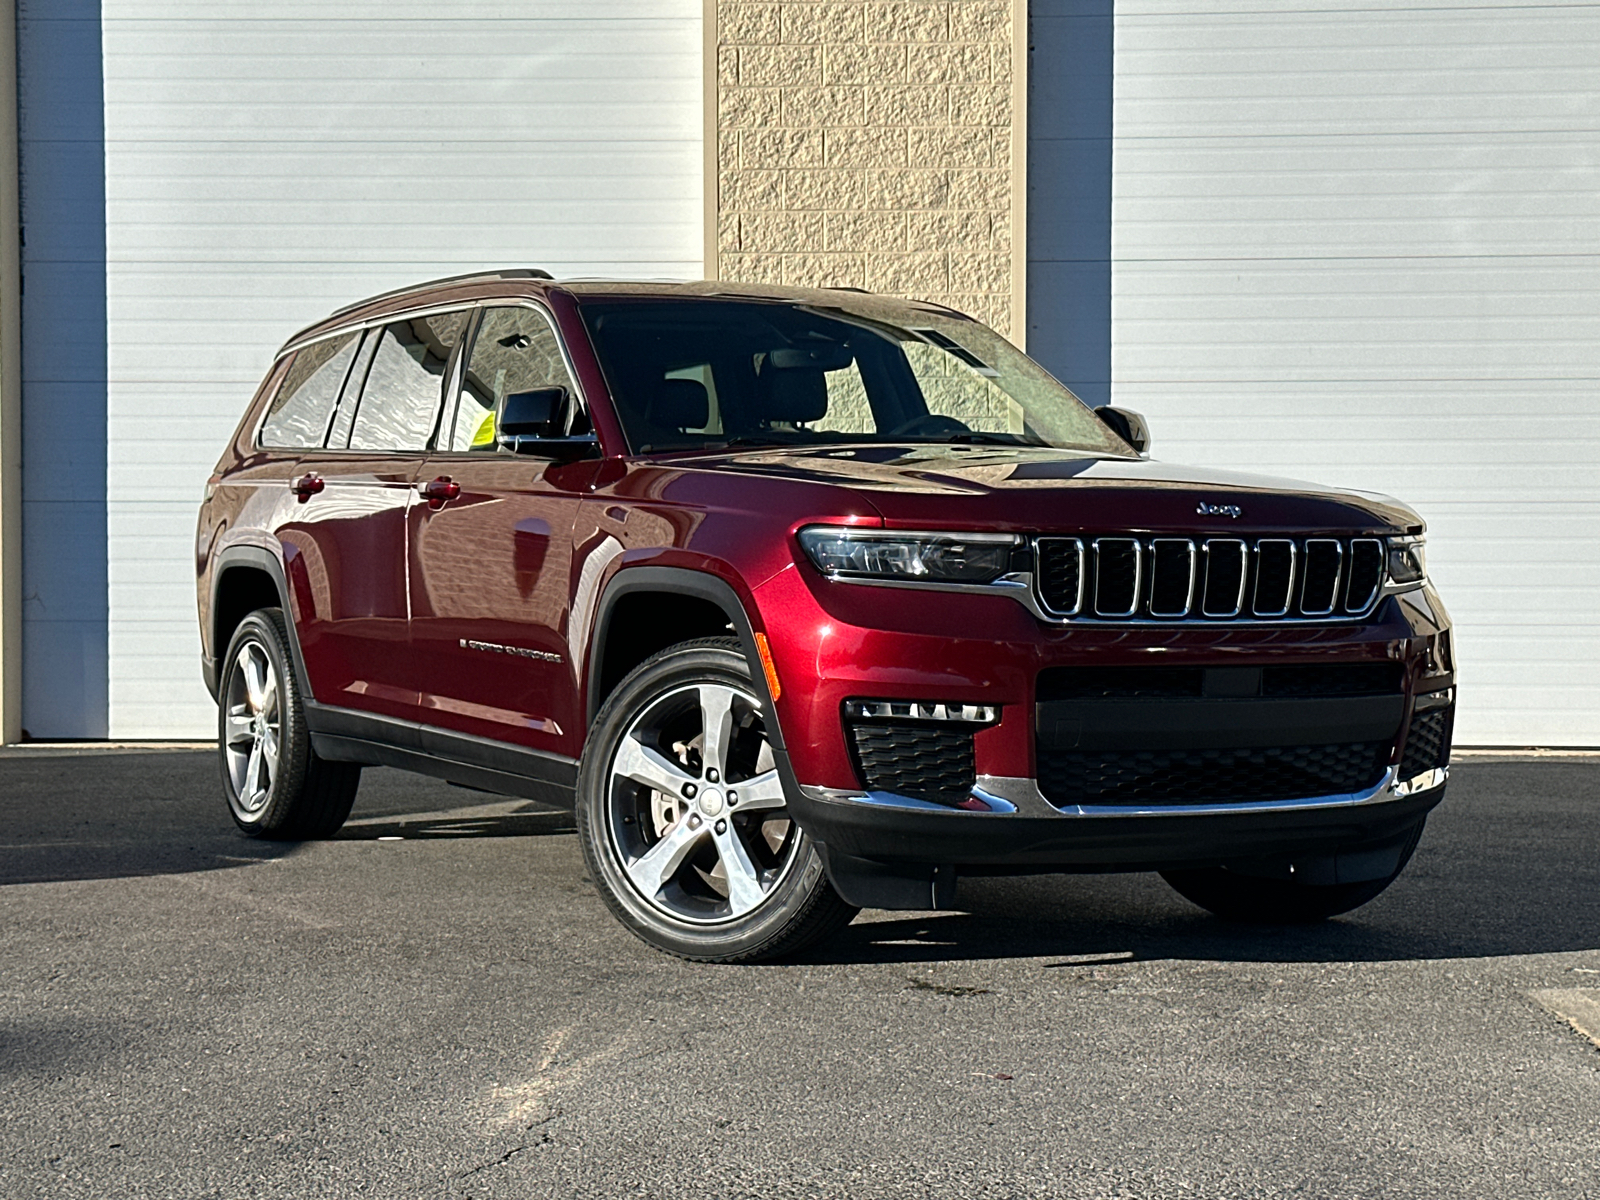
[670,444,1423,535]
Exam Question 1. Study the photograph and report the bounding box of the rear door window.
[346,310,469,452]
[259,331,359,448]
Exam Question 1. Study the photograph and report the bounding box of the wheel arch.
[584,566,785,752]
[208,546,315,705]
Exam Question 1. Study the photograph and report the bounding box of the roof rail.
[326,268,555,318]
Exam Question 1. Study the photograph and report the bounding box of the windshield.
[575,297,1133,457]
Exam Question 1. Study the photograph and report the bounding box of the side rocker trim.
[307,704,579,808]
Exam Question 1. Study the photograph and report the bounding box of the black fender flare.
[584,565,785,752]
[207,545,315,705]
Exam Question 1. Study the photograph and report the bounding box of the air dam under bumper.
[791,767,1448,911]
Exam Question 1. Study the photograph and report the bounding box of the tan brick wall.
[710,0,1023,339]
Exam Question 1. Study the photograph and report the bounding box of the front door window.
[448,306,578,452]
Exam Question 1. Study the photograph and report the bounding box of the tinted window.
[346,311,469,452]
[259,333,358,448]
[449,306,578,452]
[325,330,378,450]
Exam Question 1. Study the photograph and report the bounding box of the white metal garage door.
[100,1,703,737]
[1108,0,1600,746]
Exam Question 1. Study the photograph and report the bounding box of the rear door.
[408,302,593,759]
[278,308,469,723]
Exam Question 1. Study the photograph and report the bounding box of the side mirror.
[1095,405,1151,456]
[498,387,568,440]
[495,387,600,458]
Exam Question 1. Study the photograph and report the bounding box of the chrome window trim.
[801,764,1447,820]
[1199,538,1248,618]
[1251,538,1297,618]
[276,298,500,361]
[1344,537,1385,613]
[1092,537,1142,618]
[1299,538,1344,616]
[1034,536,1085,616]
[1147,538,1197,618]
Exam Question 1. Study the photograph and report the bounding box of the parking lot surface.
[2,749,1598,1199]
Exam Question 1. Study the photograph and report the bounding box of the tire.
[576,637,858,962]
[218,608,361,839]
[1160,821,1426,923]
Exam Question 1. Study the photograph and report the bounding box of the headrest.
[651,378,709,431]
[757,367,828,424]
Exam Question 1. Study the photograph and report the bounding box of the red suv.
[197,271,1454,961]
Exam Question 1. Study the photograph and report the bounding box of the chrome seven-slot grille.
[1034,535,1385,622]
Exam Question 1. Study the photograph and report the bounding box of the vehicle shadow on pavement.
[5,753,1596,967]
[0,750,303,886]
[336,802,574,840]
[805,762,1600,966]
[0,752,569,886]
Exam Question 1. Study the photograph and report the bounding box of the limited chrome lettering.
[459,638,563,664]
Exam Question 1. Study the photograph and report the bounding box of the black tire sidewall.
[576,639,834,961]
[217,609,310,836]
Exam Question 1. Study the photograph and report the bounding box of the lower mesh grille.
[1399,703,1453,779]
[1038,742,1389,807]
[847,722,975,805]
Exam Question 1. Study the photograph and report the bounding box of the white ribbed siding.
[101,2,703,736]
[1112,0,1600,746]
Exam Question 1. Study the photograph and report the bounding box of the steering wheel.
[886,413,972,438]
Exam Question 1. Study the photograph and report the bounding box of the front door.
[408,303,593,760]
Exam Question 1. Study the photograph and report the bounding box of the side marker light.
[753,632,782,702]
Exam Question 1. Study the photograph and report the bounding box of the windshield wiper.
[940,432,1046,446]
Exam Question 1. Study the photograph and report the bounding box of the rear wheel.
[218,608,360,839]
[576,637,857,962]
[1161,822,1425,923]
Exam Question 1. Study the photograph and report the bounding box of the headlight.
[798,527,1018,584]
[1386,535,1427,587]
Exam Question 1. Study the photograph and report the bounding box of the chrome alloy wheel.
[606,682,799,924]
[223,640,282,818]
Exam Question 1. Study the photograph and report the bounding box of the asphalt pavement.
[2,748,1598,1199]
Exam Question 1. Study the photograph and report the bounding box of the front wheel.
[576,637,857,962]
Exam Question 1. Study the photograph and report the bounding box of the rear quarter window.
[259,332,360,448]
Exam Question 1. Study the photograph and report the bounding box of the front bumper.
[793,765,1447,871]
[750,565,1454,906]
[788,763,1448,910]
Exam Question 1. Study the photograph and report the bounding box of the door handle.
[292,472,324,501]
[420,475,461,508]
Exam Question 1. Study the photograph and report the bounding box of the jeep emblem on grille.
[1197,501,1243,519]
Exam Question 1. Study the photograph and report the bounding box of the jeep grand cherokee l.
[196,271,1454,962]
